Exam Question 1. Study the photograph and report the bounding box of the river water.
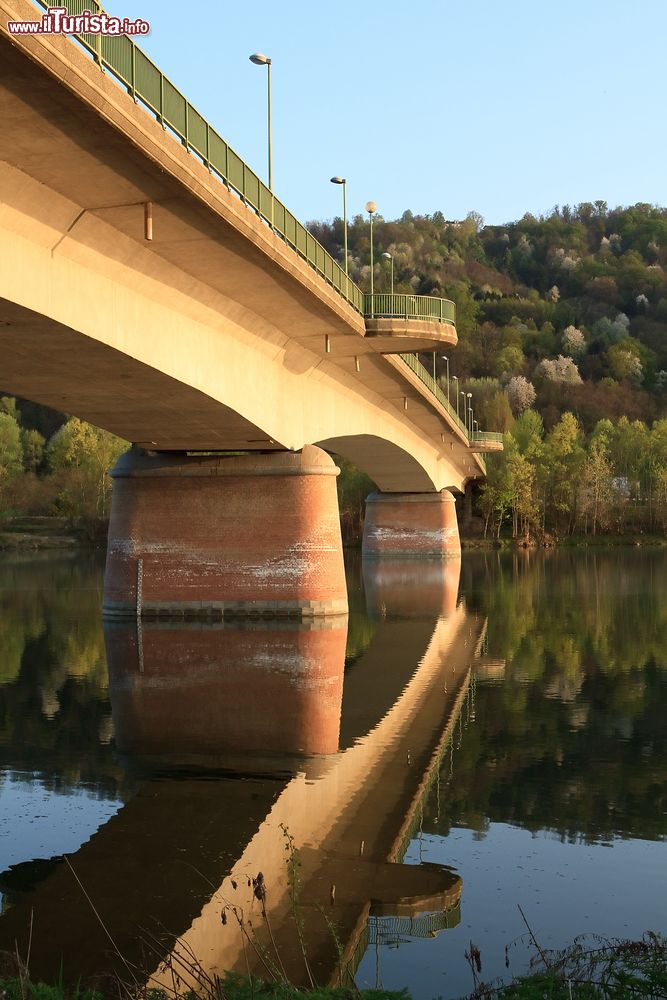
[0,549,665,998]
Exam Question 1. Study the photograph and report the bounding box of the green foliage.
[312,202,667,436]
[478,412,666,538]
[0,982,102,1000]
[46,417,127,526]
[459,934,667,999]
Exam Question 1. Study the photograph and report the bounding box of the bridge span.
[0,0,502,617]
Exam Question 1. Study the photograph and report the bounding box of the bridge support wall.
[103,446,347,620]
[362,490,461,559]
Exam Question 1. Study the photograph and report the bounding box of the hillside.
[309,201,667,431]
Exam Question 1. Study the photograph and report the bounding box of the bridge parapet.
[363,293,458,352]
[364,292,456,325]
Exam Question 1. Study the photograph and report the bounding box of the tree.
[543,413,585,533]
[47,418,127,524]
[578,439,615,535]
[507,376,536,414]
[21,428,45,474]
[561,325,586,357]
[534,355,583,385]
[0,412,23,515]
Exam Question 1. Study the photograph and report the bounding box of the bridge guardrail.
[399,353,468,436]
[398,353,488,473]
[364,293,456,325]
[31,0,363,314]
[471,431,504,444]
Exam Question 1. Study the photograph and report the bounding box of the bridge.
[0,560,484,988]
[0,0,502,618]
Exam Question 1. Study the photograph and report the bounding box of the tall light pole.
[330,177,348,280]
[381,251,393,295]
[249,53,272,191]
[461,391,467,428]
[467,393,473,436]
[452,375,459,419]
[365,200,377,312]
[441,355,450,405]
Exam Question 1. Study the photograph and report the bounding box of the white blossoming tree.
[561,325,586,357]
[534,355,583,385]
[507,376,537,414]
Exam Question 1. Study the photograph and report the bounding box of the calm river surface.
[0,549,665,998]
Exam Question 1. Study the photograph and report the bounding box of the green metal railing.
[363,293,456,325]
[471,431,504,444]
[399,353,469,436]
[32,0,363,313]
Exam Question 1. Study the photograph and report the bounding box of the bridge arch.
[316,434,438,493]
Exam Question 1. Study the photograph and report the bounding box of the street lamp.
[452,375,459,419]
[249,53,272,191]
[381,251,393,295]
[441,355,450,406]
[365,200,377,310]
[330,177,348,280]
[461,391,467,427]
[467,393,473,436]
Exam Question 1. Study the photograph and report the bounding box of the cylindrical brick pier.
[362,490,461,559]
[103,445,348,620]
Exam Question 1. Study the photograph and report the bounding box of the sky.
[100,0,667,228]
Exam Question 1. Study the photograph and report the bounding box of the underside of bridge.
[0,1,486,617]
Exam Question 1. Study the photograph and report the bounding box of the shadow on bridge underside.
[0,559,486,988]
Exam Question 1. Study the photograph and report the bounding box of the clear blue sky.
[104,0,667,227]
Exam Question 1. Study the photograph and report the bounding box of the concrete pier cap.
[103,445,348,620]
[362,490,461,559]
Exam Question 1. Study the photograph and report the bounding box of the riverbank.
[461,533,667,550]
[2,932,666,999]
[0,517,98,550]
[1,517,665,552]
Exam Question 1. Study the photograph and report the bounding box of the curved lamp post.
[330,177,348,278]
[249,53,272,190]
[452,375,459,419]
[381,251,393,295]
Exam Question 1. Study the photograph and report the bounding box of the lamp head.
[365,200,377,214]
[330,176,346,185]
[249,52,271,65]
[381,252,392,261]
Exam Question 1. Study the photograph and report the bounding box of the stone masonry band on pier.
[103,446,462,621]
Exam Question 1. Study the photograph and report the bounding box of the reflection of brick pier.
[0,561,485,987]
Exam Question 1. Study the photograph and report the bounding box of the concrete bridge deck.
[0,0,491,491]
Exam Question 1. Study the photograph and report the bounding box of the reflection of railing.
[32,0,363,313]
[367,907,461,944]
[363,293,456,326]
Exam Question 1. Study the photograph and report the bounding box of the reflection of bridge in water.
[0,560,485,988]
